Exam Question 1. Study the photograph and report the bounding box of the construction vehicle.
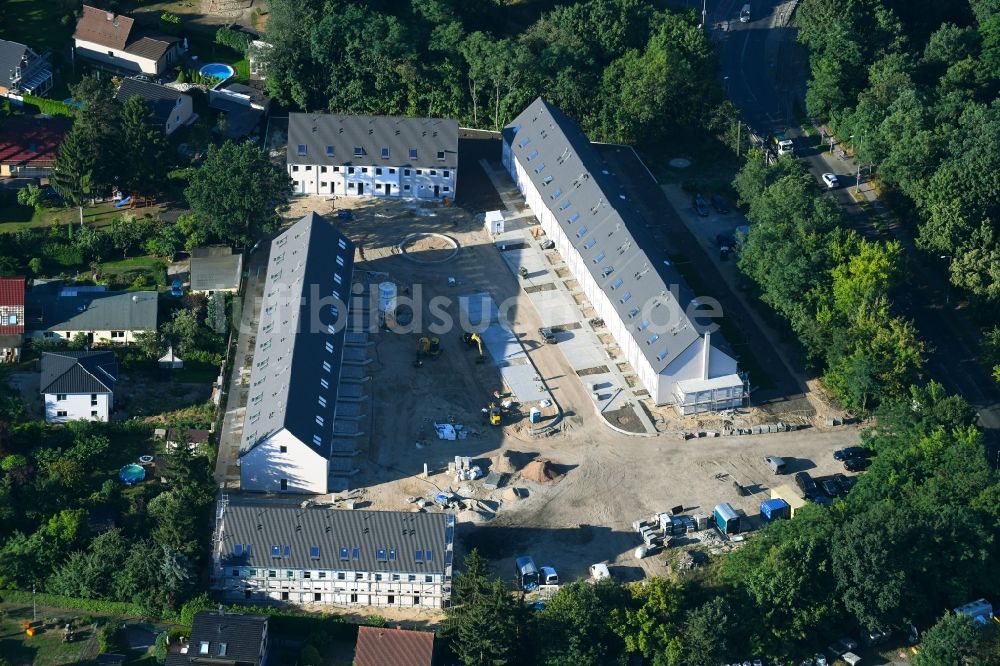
[462,332,486,364]
[772,131,794,157]
[416,336,441,359]
[488,403,502,426]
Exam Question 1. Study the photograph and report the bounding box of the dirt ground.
[284,190,863,591]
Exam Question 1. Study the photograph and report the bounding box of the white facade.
[162,94,193,135]
[502,124,744,412]
[289,163,456,199]
[73,38,162,75]
[238,430,330,495]
[45,390,112,423]
[29,328,143,345]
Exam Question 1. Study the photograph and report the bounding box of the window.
[57,410,67,417]
[375,167,382,176]
[593,252,606,264]
[576,226,588,238]
[444,170,450,177]
[362,167,368,173]
[286,570,293,578]
[381,147,390,158]
[415,550,423,562]
[310,546,321,559]
[355,572,363,580]
[444,186,450,192]
[323,361,331,372]
[638,320,650,331]
[232,568,239,576]
[297,144,307,156]
[340,548,349,561]
[218,643,228,657]
[416,169,422,175]
[320,166,328,173]
[280,478,288,490]
[303,570,311,579]
[282,592,289,601]
[425,575,433,582]
[325,340,334,353]
[314,592,322,601]
[535,163,546,174]
[7,315,16,326]
[527,149,539,161]
[351,548,360,560]
[552,188,563,199]
[542,175,553,185]
[234,544,244,556]
[404,185,410,191]
[404,168,411,176]
[280,445,287,453]
[268,570,276,578]
[610,278,623,290]
[519,137,530,148]
[326,145,334,157]
[315,415,324,426]
[425,550,433,561]
[291,165,299,172]
[437,150,445,160]
[318,396,326,408]
[305,166,312,171]
[110,330,124,338]
[90,410,98,418]
[199,641,209,655]
[377,548,387,561]
[647,334,660,345]
[354,146,363,157]
[56,394,66,401]
[312,435,322,446]
[91,394,98,404]
[318,571,327,579]
[389,549,397,561]
[559,200,571,211]
[389,168,396,174]
[568,213,580,224]
[409,148,418,159]
[348,167,355,175]
[408,574,416,582]
[621,292,633,304]
[338,572,346,580]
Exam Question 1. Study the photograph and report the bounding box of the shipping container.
[760,498,790,522]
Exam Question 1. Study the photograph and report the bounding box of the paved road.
[714,0,1000,447]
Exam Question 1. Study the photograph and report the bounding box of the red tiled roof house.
[73,5,181,76]
[0,277,26,363]
[0,117,70,178]
[354,626,434,666]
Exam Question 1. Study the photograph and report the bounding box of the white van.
[740,4,751,22]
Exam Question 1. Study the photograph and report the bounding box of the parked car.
[814,654,828,666]
[838,637,859,652]
[844,457,871,472]
[539,239,555,250]
[590,563,611,581]
[764,455,786,474]
[822,173,839,188]
[794,471,818,498]
[693,195,710,217]
[821,479,840,497]
[834,473,855,495]
[711,194,730,214]
[833,446,872,461]
[539,327,556,344]
[540,566,559,585]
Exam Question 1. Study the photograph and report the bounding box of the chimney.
[701,332,711,380]
[107,12,114,21]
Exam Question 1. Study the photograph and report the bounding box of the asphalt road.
[713,0,1000,448]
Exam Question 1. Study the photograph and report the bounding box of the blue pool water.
[119,463,146,485]
[200,63,235,80]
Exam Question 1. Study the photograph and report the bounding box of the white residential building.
[40,351,117,423]
[73,5,181,77]
[115,78,194,136]
[214,503,454,610]
[503,98,747,413]
[238,212,356,495]
[287,113,459,199]
[26,284,157,346]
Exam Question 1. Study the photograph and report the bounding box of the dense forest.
[444,384,1000,664]
[797,0,1000,307]
[262,0,738,148]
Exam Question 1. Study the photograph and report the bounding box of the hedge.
[215,26,250,54]
[22,94,75,117]
[0,589,156,618]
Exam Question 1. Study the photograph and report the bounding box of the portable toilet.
[760,498,791,522]
[713,502,741,534]
[529,407,542,423]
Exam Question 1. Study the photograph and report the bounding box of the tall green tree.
[184,141,291,246]
[119,96,168,199]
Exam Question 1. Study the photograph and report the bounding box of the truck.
[772,131,795,157]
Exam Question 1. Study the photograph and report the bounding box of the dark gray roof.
[115,78,187,125]
[287,113,458,168]
[27,285,157,333]
[40,350,117,394]
[219,503,453,574]
[239,213,354,458]
[123,36,175,61]
[0,39,28,90]
[164,611,267,666]
[190,251,243,291]
[504,97,706,373]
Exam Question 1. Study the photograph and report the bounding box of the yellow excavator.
[487,403,502,426]
[416,336,441,359]
[462,332,486,364]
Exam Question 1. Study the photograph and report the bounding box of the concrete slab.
[501,363,550,404]
[532,289,585,328]
[556,330,611,371]
[480,324,527,364]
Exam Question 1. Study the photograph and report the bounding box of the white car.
[822,173,839,189]
[589,563,610,581]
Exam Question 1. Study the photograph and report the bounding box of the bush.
[180,593,214,627]
[23,94,74,117]
[16,184,44,210]
[215,26,250,54]
[160,12,181,35]
[0,589,153,618]
[97,621,125,652]
[154,630,169,663]
[299,645,322,666]
[176,69,187,84]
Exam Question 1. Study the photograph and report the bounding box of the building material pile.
[521,458,562,484]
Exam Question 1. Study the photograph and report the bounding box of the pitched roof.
[115,78,188,125]
[355,626,434,666]
[74,5,135,51]
[218,504,453,574]
[190,250,243,291]
[504,97,708,373]
[164,611,267,666]
[0,39,27,90]
[239,213,354,458]
[287,113,458,167]
[0,277,25,335]
[123,36,175,61]
[0,116,71,169]
[40,350,117,395]
[26,285,157,333]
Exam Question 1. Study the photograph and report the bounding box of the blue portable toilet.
[760,498,791,522]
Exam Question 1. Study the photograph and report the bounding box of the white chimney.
[701,332,711,380]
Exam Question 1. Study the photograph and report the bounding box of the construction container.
[693,513,709,530]
[529,407,542,423]
[760,498,791,522]
[714,502,741,534]
[770,485,806,518]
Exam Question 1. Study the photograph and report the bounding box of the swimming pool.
[119,463,146,485]
[199,63,235,81]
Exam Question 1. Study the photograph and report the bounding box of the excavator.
[487,403,502,426]
[462,332,486,364]
[416,336,441,359]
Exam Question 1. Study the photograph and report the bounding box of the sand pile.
[521,458,562,484]
[491,451,519,474]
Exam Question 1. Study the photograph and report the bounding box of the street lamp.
[940,255,951,305]
[853,132,865,194]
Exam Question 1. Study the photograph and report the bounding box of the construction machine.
[462,332,486,364]
[416,336,441,359]
[488,403,502,426]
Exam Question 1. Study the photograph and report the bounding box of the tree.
[51,126,96,216]
[915,613,989,666]
[444,550,523,666]
[16,184,44,210]
[119,96,168,199]
[536,581,628,666]
[161,309,200,356]
[610,578,682,664]
[681,598,732,666]
[184,141,291,246]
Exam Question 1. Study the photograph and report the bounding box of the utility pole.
[32,584,37,622]
[736,121,742,157]
[702,0,707,29]
[854,132,865,194]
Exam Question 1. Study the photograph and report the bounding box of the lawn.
[0,605,99,665]
[0,0,77,53]
[0,202,168,234]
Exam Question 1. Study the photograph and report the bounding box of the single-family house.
[287,113,458,199]
[238,212,355,495]
[0,39,53,98]
[26,283,157,345]
[40,350,117,423]
[503,97,748,413]
[355,626,435,666]
[0,277,26,363]
[115,78,194,136]
[0,116,71,178]
[190,246,244,294]
[214,502,454,609]
[73,5,181,76]
[164,610,270,666]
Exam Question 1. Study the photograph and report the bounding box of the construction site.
[275,150,862,591]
